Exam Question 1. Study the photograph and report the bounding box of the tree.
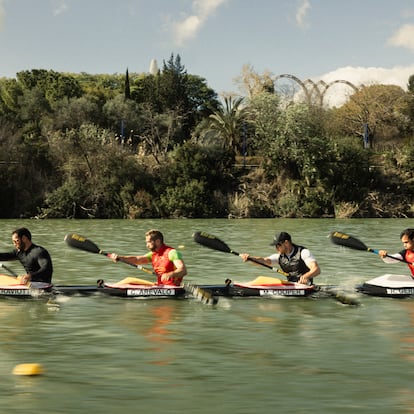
[160,54,189,112]
[44,124,153,218]
[157,141,235,217]
[328,84,408,147]
[246,92,281,153]
[404,74,414,134]
[103,94,142,138]
[17,69,82,104]
[234,64,275,97]
[208,95,246,154]
[266,103,330,184]
[124,68,131,100]
[48,96,102,131]
[139,103,183,163]
[0,78,23,122]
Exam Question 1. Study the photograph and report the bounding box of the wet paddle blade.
[194,231,276,271]
[184,283,218,305]
[330,230,409,264]
[193,231,235,255]
[64,233,102,255]
[65,233,156,275]
[329,231,368,251]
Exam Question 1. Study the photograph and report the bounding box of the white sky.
[1,0,414,105]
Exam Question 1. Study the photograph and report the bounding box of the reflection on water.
[0,218,414,413]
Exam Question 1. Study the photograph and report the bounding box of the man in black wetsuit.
[0,227,53,284]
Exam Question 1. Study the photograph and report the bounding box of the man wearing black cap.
[240,231,320,285]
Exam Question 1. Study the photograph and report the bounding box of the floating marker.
[178,245,185,249]
[12,363,44,376]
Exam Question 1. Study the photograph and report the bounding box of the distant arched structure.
[320,80,360,106]
[273,74,310,102]
[273,74,360,106]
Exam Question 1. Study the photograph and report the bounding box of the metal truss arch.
[273,74,360,106]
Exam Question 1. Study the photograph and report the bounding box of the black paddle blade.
[64,233,101,254]
[193,231,235,255]
[329,231,368,251]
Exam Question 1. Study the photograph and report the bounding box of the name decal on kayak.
[0,289,32,295]
[386,288,414,295]
[259,289,306,296]
[127,288,176,297]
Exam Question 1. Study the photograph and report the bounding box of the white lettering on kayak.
[386,288,414,295]
[0,289,30,295]
[259,289,306,296]
[126,288,176,297]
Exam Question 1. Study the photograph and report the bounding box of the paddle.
[64,233,217,305]
[0,263,36,288]
[193,231,359,306]
[193,231,289,277]
[330,231,410,264]
[64,233,154,275]
[0,263,18,277]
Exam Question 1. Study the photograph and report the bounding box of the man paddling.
[0,227,53,284]
[109,229,187,286]
[378,228,414,277]
[240,231,320,285]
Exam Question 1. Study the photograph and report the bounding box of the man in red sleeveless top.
[379,228,414,277]
[110,229,187,286]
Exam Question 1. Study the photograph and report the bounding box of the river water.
[0,218,413,413]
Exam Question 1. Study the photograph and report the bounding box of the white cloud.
[317,64,414,107]
[388,24,414,51]
[295,0,311,29]
[50,0,68,16]
[171,0,228,47]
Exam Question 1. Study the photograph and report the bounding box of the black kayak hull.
[0,280,318,299]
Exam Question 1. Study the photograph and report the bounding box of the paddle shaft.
[367,248,410,264]
[193,231,289,277]
[330,231,411,264]
[64,233,155,276]
[227,247,288,274]
[97,250,155,275]
[0,263,18,277]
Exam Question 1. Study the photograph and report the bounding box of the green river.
[0,218,413,413]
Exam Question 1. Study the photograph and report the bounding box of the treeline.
[0,54,413,219]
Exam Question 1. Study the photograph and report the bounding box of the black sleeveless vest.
[278,244,310,283]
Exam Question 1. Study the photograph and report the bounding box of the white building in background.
[149,59,159,75]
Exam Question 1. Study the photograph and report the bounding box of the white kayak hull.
[357,274,414,298]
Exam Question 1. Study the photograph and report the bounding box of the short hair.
[12,227,32,240]
[145,229,164,243]
[400,229,414,240]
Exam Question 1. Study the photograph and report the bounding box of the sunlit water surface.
[0,218,413,413]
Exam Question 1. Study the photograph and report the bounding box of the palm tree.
[208,96,245,153]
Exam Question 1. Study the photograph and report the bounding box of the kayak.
[0,275,53,298]
[0,275,186,299]
[0,281,53,298]
[101,277,186,298]
[0,275,355,304]
[357,274,414,298]
[198,277,361,305]
[199,276,318,297]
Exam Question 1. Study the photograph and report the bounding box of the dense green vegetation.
[1,54,413,219]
